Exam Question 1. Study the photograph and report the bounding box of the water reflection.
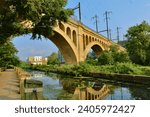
[73,84,110,100]
[28,71,150,100]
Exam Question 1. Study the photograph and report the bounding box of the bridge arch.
[50,27,78,64]
[84,42,104,60]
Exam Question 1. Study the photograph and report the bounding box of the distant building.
[28,56,48,65]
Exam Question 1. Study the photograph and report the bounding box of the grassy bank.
[30,62,150,77]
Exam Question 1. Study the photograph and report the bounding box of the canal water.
[28,71,150,100]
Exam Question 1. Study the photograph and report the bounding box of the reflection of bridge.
[73,84,110,100]
[22,18,124,64]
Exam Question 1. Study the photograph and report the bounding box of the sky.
[12,0,150,61]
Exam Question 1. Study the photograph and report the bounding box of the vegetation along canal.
[26,70,150,100]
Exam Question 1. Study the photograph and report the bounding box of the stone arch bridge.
[22,18,124,64]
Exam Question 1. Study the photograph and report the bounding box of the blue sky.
[12,35,57,61]
[67,0,150,38]
[12,0,150,61]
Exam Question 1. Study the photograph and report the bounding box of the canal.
[26,70,150,100]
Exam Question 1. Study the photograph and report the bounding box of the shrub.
[98,51,114,65]
[98,45,130,65]
[112,63,143,74]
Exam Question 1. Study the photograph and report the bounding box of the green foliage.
[125,21,150,65]
[47,52,58,65]
[113,51,130,63]
[30,62,150,76]
[86,59,98,65]
[138,66,150,76]
[19,61,30,69]
[86,51,98,65]
[0,42,20,67]
[98,45,130,65]
[0,0,73,44]
[109,63,143,74]
[98,51,114,65]
[71,63,91,76]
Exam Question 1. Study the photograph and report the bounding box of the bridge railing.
[15,67,30,99]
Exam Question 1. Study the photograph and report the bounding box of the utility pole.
[104,11,112,39]
[123,34,126,41]
[109,29,112,40]
[78,2,81,22]
[92,15,99,32]
[117,27,121,43]
[72,2,82,22]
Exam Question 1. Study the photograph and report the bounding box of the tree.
[48,52,58,65]
[98,51,114,65]
[0,0,73,44]
[86,51,97,65]
[0,42,20,68]
[98,45,130,65]
[125,21,150,65]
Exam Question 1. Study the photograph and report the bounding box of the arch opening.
[91,45,103,57]
[83,34,86,50]
[92,37,94,42]
[12,29,78,65]
[86,35,88,45]
[84,43,104,61]
[50,31,78,64]
[89,36,91,42]
[66,27,71,38]
[59,22,65,32]
[72,30,77,46]
[12,34,58,65]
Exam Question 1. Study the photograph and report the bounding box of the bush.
[72,63,92,76]
[98,51,114,65]
[139,66,150,76]
[113,52,131,63]
[111,63,143,74]
[98,45,130,65]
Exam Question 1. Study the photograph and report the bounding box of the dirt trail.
[0,69,20,100]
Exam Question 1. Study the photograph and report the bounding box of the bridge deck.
[0,69,20,100]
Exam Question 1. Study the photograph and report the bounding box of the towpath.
[0,69,20,100]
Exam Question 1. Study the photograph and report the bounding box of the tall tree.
[0,0,73,44]
[0,42,20,67]
[48,52,58,65]
[125,21,150,65]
